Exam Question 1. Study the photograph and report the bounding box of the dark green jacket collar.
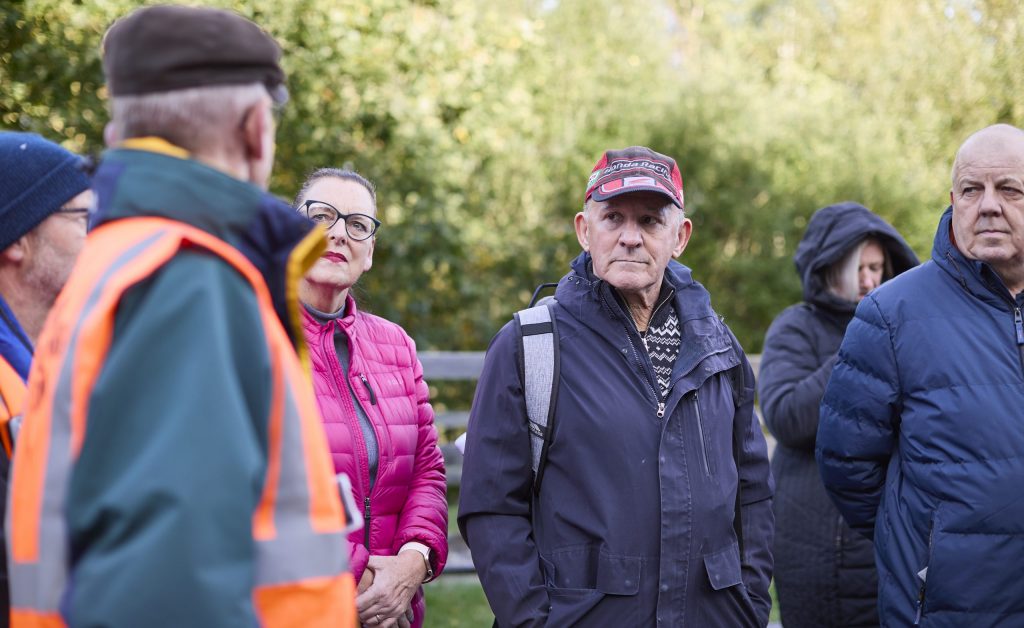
[94,139,276,246]
[91,138,325,355]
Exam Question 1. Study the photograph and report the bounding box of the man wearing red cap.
[460,146,775,626]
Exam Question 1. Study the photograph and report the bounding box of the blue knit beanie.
[0,132,91,251]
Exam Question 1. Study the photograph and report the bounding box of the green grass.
[425,575,779,624]
[424,575,494,627]
[770,580,780,623]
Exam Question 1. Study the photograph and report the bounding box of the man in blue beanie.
[0,130,92,628]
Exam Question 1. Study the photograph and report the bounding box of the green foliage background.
[4,0,1023,352]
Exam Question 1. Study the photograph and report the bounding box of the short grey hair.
[109,82,268,154]
[295,168,377,210]
[582,197,685,224]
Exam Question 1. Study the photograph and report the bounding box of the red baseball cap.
[584,146,684,209]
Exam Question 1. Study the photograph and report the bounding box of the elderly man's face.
[575,191,691,304]
[23,189,92,308]
[951,128,1024,287]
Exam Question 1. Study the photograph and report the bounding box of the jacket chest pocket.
[684,372,733,480]
[692,390,716,478]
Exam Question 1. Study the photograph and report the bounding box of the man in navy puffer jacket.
[818,123,1024,627]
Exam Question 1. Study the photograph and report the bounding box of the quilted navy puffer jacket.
[818,207,1024,627]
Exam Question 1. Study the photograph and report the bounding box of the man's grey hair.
[582,197,685,223]
[109,82,268,154]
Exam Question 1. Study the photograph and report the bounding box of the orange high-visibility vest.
[7,217,356,628]
[0,356,24,457]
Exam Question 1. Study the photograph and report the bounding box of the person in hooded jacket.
[295,168,448,628]
[758,202,918,627]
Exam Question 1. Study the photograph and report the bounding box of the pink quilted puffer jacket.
[302,298,447,627]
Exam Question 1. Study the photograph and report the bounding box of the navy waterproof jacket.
[459,252,774,627]
[818,207,1024,627]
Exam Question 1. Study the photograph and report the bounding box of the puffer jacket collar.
[301,294,362,334]
[933,205,1024,310]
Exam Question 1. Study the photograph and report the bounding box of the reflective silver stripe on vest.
[9,227,346,615]
[8,232,165,612]
[255,370,348,585]
[518,304,555,476]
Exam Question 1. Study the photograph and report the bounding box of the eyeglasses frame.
[299,199,381,241]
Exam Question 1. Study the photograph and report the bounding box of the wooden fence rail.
[420,351,763,488]
[421,351,765,574]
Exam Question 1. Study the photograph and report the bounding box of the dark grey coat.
[758,202,918,627]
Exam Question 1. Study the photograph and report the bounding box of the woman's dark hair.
[294,167,376,209]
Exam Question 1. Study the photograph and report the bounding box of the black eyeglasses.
[56,207,92,230]
[58,208,91,217]
[299,199,380,241]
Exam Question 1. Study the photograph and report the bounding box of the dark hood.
[794,201,919,312]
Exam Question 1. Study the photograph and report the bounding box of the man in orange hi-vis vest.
[0,132,93,628]
[6,5,356,628]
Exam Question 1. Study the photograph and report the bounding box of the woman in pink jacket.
[295,168,447,628]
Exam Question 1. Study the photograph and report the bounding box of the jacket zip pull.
[915,520,934,625]
[693,391,712,476]
[914,583,926,625]
[656,401,665,418]
[1015,308,1024,345]
[363,497,372,548]
[359,374,377,405]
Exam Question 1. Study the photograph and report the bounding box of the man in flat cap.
[459,146,775,626]
[0,131,92,628]
[6,6,356,628]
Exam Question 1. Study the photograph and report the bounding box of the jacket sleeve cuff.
[349,541,370,581]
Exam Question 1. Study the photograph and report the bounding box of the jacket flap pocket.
[703,543,743,591]
[596,553,641,595]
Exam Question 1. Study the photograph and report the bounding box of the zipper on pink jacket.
[364,497,371,548]
[321,326,374,502]
[360,374,377,405]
